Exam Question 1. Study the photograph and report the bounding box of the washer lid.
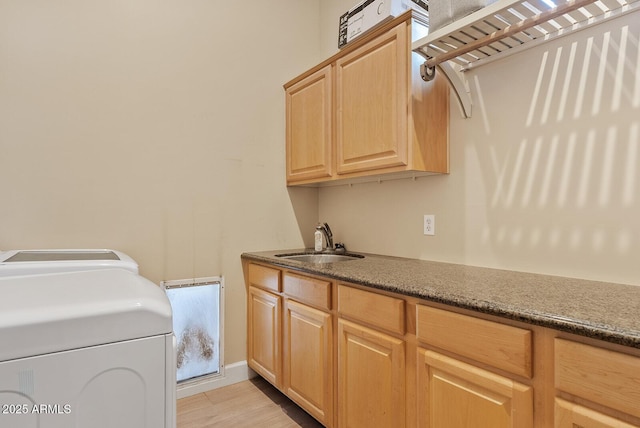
[0,269,172,362]
[0,249,139,276]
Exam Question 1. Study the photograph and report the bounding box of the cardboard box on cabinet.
[338,0,428,48]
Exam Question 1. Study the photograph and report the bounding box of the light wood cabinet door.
[417,348,533,428]
[283,299,334,427]
[555,398,640,428]
[285,65,333,184]
[247,286,281,387]
[338,319,405,428]
[335,24,409,175]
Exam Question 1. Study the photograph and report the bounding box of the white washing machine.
[0,267,176,427]
[0,249,139,276]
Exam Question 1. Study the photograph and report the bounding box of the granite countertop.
[242,249,640,349]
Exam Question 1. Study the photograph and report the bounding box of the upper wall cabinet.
[284,11,450,187]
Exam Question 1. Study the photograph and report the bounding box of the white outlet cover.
[424,215,435,236]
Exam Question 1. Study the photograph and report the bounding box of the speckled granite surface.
[242,249,640,349]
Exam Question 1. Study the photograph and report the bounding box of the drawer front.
[416,305,532,378]
[338,285,405,335]
[248,263,281,292]
[555,339,640,419]
[283,272,331,311]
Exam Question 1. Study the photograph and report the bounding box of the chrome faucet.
[316,223,334,251]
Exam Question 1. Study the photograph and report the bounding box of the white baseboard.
[176,361,257,399]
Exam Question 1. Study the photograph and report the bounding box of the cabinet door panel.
[284,299,333,426]
[338,319,405,428]
[336,25,408,174]
[417,348,533,428]
[555,398,640,428]
[247,286,280,386]
[286,65,333,183]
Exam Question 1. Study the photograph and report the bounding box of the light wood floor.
[177,377,324,428]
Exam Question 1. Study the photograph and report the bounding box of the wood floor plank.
[177,377,324,428]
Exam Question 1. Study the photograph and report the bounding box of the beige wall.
[318,1,640,286]
[2,0,639,373]
[0,0,321,365]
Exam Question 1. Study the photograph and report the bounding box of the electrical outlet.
[423,215,435,236]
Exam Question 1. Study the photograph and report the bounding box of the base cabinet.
[338,319,405,428]
[283,299,334,427]
[246,264,334,427]
[244,259,640,428]
[417,349,533,428]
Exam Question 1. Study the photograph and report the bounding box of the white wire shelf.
[412,0,640,117]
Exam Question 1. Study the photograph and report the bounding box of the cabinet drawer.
[338,285,405,335]
[248,263,281,292]
[416,305,532,378]
[555,339,640,419]
[284,272,331,310]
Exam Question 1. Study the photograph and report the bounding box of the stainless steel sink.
[276,253,364,263]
